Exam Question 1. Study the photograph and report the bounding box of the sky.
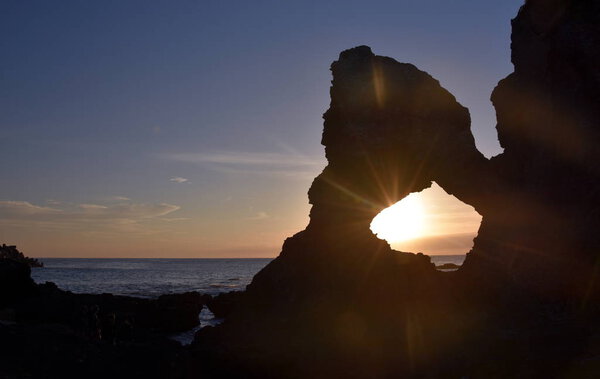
[0,0,523,258]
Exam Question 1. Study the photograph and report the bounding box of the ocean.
[30,255,465,298]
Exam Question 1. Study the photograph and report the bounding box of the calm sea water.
[431,254,465,267]
[31,258,272,298]
[31,255,465,298]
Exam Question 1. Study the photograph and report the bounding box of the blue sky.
[0,0,523,257]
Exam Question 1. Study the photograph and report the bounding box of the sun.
[370,193,425,243]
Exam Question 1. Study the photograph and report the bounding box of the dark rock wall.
[463,0,600,300]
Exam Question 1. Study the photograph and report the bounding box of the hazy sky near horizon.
[1,0,523,258]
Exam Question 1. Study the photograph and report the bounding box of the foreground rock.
[435,263,460,270]
[0,258,207,378]
[0,259,37,308]
[191,1,600,377]
[206,290,244,319]
[0,243,43,267]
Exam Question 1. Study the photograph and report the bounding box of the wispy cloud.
[79,204,108,210]
[161,217,190,222]
[248,211,269,220]
[169,176,189,183]
[164,151,325,178]
[167,151,320,167]
[0,200,181,233]
[109,196,131,202]
[0,201,61,217]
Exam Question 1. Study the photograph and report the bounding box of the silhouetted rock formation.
[192,44,487,379]
[461,0,600,302]
[0,259,37,308]
[0,244,43,267]
[206,290,244,319]
[191,1,600,377]
[0,265,207,378]
[436,263,461,271]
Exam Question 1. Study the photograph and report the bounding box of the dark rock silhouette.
[0,243,43,267]
[0,258,207,378]
[191,1,600,377]
[14,285,205,334]
[436,263,461,271]
[0,259,37,308]
[206,290,244,319]
[461,0,600,301]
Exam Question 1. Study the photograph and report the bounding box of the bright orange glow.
[370,183,482,255]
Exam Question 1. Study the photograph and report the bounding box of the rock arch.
[196,2,600,376]
[245,46,492,306]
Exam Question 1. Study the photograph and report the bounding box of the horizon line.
[31,253,468,259]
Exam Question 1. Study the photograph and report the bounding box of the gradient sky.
[1,0,523,258]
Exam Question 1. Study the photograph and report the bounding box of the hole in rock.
[370,183,482,260]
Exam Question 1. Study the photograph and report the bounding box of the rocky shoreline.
[0,244,43,268]
[0,256,216,378]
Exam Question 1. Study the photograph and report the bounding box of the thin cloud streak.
[0,200,181,231]
[170,177,189,183]
[109,196,131,201]
[248,211,269,220]
[164,150,326,179]
[0,201,61,216]
[201,164,320,179]
[166,151,325,168]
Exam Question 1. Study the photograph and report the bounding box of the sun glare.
[370,193,425,243]
[369,183,483,255]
